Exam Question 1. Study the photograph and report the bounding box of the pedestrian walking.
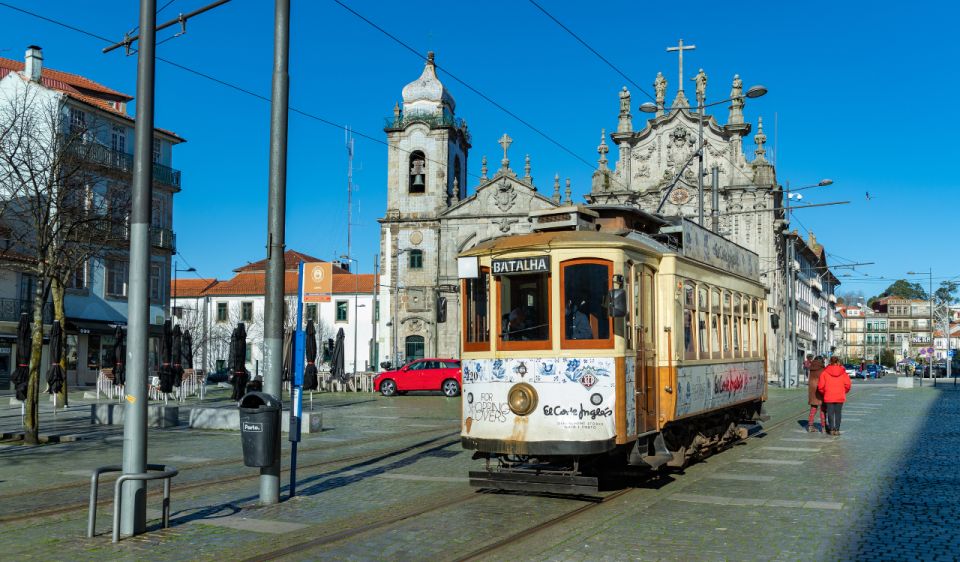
[817,356,852,436]
[803,354,812,383]
[806,355,826,432]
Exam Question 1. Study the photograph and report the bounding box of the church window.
[405,335,425,363]
[409,151,426,194]
[408,249,423,269]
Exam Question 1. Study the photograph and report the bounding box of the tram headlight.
[507,383,538,416]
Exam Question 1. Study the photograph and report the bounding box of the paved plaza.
[1,379,958,561]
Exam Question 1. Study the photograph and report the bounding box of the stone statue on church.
[730,74,743,101]
[619,87,631,114]
[693,68,707,106]
[654,72,667,109]
[728,74,744,125]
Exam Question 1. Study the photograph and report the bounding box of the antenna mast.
[346,126,354,268]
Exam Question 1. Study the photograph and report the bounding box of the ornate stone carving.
[495,218,518,233]
[618,87,633,133]
[492,178,517,212]
[693,68,707,107]
[654,72,667,113]
[728,74,744,125]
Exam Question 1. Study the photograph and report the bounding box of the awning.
[66,318,124,336]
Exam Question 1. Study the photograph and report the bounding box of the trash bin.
[239,392,281,467]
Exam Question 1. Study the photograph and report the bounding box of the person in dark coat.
[806,355,826,432]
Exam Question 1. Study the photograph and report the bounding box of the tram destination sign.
[492,255,550,275]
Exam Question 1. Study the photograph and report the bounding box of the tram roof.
[462,230,668,256]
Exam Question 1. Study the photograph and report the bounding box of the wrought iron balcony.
[384,110,470,142]
[150,226,176,252]
[0,298,53,324]
[66,141,181,188]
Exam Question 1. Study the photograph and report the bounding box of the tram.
[457,206,768,495]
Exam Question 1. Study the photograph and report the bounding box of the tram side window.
[752,298,761,358]
[683,282,696,359]
[561,260,611,345]
[733,294,741,357]
[722,292,732,357]
[698,286,709,356]
[742,298,751,357]
[499,273,550,344]
[464,269,489,350]
[711,288,721,359]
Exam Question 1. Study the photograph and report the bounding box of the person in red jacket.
[817,356,852,435]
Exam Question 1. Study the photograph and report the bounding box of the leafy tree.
[880,348,896,367]
[935,281,957,306]
[876,279,928,301]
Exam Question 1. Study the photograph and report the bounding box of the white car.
[844,365,857,377]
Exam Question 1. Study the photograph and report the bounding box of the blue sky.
[2,0,957,297]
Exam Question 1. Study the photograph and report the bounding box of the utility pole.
[346,127,354,266]
[118,0,155,537]
[710,165,720,233]
[371,254,379,372]
[261,0,290,505]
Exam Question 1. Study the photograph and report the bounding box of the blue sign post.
[288,262,305,497]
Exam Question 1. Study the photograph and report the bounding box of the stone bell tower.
[378,52,471,367]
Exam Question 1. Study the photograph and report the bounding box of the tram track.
[0,425,460,525]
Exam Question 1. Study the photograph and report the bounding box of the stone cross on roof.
[498,133,512,169]
[667,38,696,93]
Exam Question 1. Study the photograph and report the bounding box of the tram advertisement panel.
[462,357,616,442]
[674,361,765,417]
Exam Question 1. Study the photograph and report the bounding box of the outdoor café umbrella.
[158,320,174,394]
[303,320,318,391]
[282,329,293,383]
[182,330,194,369]
[45,321,65,395]
[11,313,31,401]
[230,322,249,401]
[331,327,346,383]
[171,324,184,389]
[112,326,126,387]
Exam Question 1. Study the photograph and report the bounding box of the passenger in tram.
[566,299,594,339]
[505,305,529,340]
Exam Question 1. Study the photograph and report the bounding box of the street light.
[640,84,768,228]
[908,268,934,386]
[172,262,196,319]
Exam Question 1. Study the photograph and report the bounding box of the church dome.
[401,52,456,114]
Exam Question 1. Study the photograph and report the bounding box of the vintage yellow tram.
[457,206,768,494]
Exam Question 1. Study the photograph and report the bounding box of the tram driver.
[566,298,595,339]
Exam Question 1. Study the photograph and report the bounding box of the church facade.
[377,52,797,381]
[376,53,562,366]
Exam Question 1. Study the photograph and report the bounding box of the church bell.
[411,172,425,189]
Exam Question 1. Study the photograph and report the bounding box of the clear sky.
[1,0,957,298]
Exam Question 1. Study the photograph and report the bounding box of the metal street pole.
[120,0,155,537]
[261,0,290,505]
[929,268,935,386]
[711,165,720,233]
[371,254,379,372]
[697,98,705,227]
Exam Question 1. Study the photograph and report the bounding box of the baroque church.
[377,52,785,378]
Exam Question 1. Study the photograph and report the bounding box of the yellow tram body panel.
[458,227,767,457]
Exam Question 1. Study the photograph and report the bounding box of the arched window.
[405,335,425,363]
[409,151,426,194]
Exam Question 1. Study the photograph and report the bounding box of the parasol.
[171,324,183,388]
[158,319,174,394]
[11,313,31,401]
[46,321,65,395]
[331,327,346,383]
[112,326,126,386]
[230,322,249,400]
[303,320,318,391]
[282,329,293,383]
[182,329,194,369]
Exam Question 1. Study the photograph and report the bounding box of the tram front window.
[561,260,611,344]
[499,273,549,342]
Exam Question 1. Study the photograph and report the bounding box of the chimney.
[24,45,42,82]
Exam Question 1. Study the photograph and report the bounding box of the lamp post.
[908,268,933,386]
[340,255,360,375]
[640,84,767,229]
[172,262,196,320]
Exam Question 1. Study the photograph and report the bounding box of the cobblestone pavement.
[0,379,957,560]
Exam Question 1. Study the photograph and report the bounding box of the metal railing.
[87,464,178,542]
[149,226,176,252]
[66,141,181,188]
[384,110,470,140]
[0,298,53,323]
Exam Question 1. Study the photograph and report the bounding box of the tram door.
[634,264,658,433]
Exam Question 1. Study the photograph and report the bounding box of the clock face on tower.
[669,187,691,205]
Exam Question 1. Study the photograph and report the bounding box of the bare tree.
[0,80,128,443]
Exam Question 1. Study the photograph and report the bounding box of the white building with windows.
[0,46,183,387]
[171,250,377,376]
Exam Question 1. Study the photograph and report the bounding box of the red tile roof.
[170,278,218,297]
[234,249,346,273]
[0,56,184,142]
[180,272,377,297]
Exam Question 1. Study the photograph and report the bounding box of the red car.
[374,358,462,397]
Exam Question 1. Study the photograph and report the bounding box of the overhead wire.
[0,1,481,183]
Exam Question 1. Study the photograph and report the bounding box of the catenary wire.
[0,2,482,183]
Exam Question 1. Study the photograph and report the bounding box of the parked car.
[844,364,858,378]
[865,364,880,379]
[374,358,462,397]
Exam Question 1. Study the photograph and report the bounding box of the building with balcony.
[171,250,379,377]
[787,231,840,363]
[0,47,184,386]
